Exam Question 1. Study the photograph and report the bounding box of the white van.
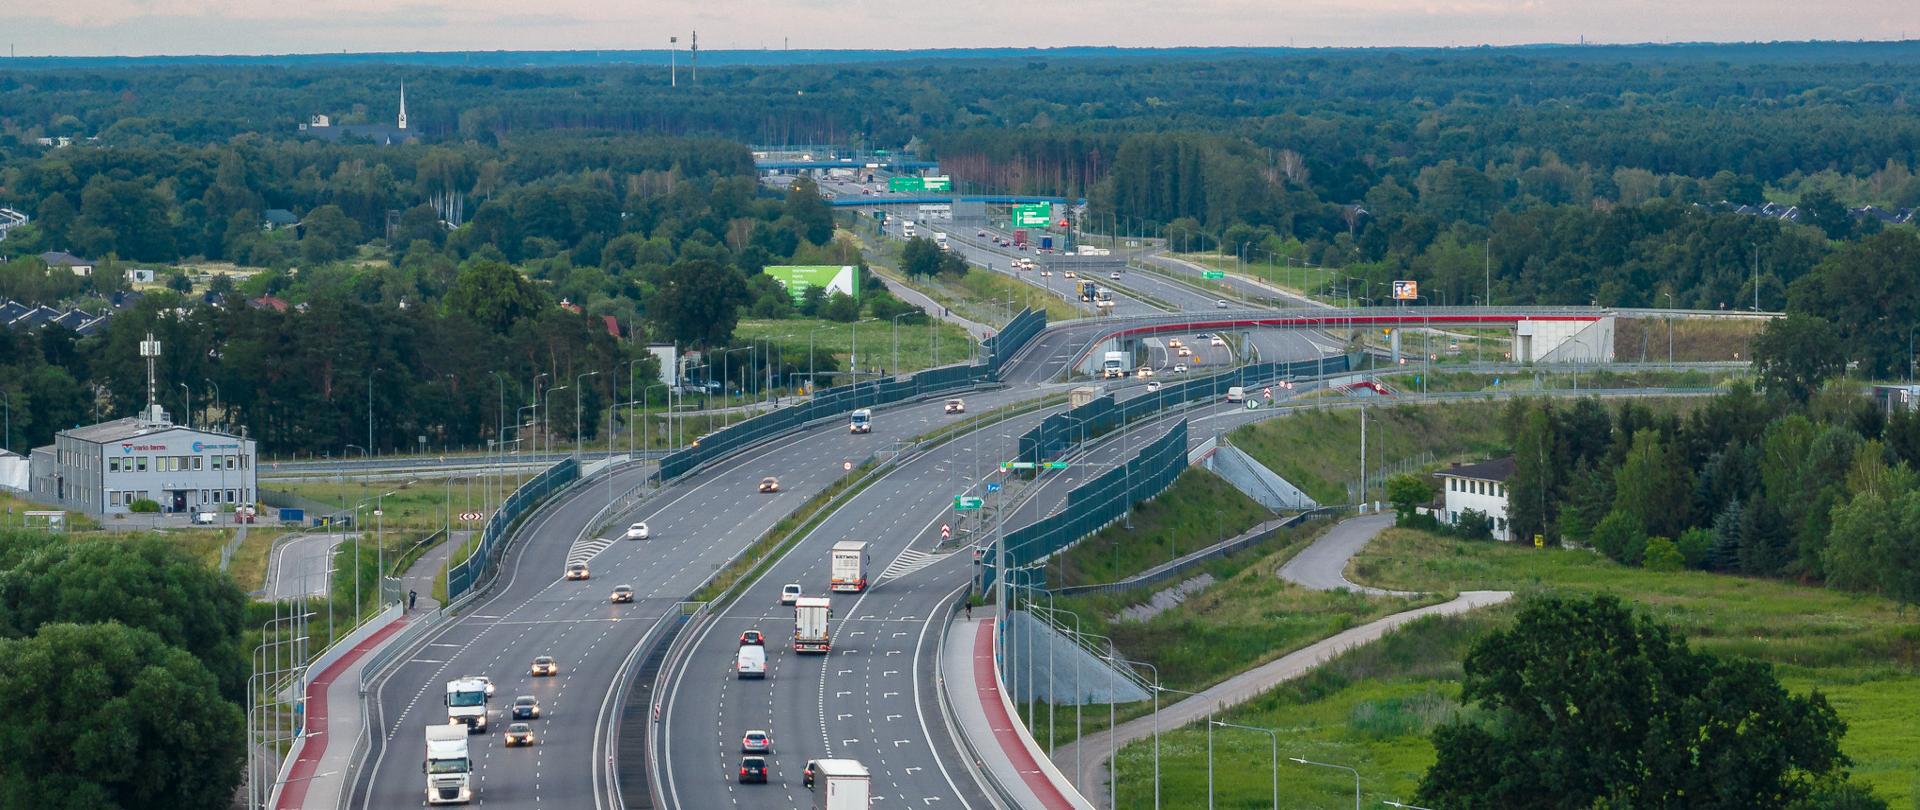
[850,408,872,434]
[1226,386,1246,403]
[736,645,767,679]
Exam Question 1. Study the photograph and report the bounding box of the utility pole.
[691,31,698,83]
[1752,244,1761,312]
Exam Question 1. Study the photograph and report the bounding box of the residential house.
[1435,458,1516,541]
[39,251,94,276]
[127,267,157,285]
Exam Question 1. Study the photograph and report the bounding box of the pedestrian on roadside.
[965,601,973,620]
[408,589,418,611]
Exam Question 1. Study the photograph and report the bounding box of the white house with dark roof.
[39,251,94,276]
[1436,457,1516,541]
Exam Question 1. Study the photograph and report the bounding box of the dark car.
[511,695,540,720]
[740,630,765,646]
[739,755,769,783]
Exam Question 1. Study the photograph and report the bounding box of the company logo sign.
[193,441,239,453]
[121,443,168,453]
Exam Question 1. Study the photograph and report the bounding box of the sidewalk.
[273,615,410,810]
[943,617,1092,810]
[272,531,459,808]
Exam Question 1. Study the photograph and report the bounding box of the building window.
[136,457,148,472]
[193,456,203,471]
[109,458,119,472]
[226,489,236,502]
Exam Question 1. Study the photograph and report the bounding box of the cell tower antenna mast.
[691,31,698,82]
[139,333,165,424]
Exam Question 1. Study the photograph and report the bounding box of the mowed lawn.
[1110,528,1920,809]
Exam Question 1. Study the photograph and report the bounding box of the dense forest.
[4,45,1920,453]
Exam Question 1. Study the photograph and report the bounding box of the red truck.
[1012,229,1028,248]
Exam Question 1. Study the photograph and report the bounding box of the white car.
[1040,270,1051,277]
[1166,338,1183,349]
[1173,364,1188,374]
[1063,271,1076,279]
[1109,272,1121,280]
[780,584,802,605]
[1146,380,1161,392]
[1210,336,1226,347]
[625,522,650,541]
[1216,299,1230,309]
[1136,366,1154,378]
[1177,346,1193,357]
[464,676,495,699]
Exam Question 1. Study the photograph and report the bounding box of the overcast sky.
[6,0,1915,57]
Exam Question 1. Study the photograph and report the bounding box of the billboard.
[1012,203,1053,228]
[766,265,859,303]
[1392,280,1419,301]
[646,344,679,389]
[887,176,925,192]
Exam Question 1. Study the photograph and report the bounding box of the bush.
[1642,536,1685,571]
[1453,508,1495,541]
[128,499,161,513]
[1398,511,1442,532]
[1676,527,1714,569]
[1591,509,1649,565]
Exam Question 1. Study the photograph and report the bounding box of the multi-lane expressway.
[346,385,1049,809]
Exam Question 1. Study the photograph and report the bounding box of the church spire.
[397,82,408,130]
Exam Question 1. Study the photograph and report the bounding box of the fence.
[445,458,579,602]
[981,419,1189,592]
[657,308,1047,481]
[1018,355,1351,464]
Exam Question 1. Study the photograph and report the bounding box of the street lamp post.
[178,382,192,429]
[575,371,599,466]
[367,368,378,459]
[204,378,222,431]
[543,386,568,462]
[1291,756,1362,810]
[1212,720,1280,810]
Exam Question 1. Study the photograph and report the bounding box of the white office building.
[28,405,257,516]
[1435,457,1515,541]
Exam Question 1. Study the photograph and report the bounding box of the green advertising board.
[1012,203,1052,229]
[764,266,859,303]
[888,176,926,192]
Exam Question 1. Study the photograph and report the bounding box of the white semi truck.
[811,759,872,810]
[830,540,870,592]
[793,596,833,653]
[424,725,474,804]
[1101,351,1130,379]
[445,677,488,732]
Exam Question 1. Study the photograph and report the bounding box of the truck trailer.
[793,596,833,653]
[810,758,872,810]
[424,725,474,804]
[830,541,870,592]
[1102,351,1130,379]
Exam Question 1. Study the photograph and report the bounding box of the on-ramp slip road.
[346,386,1040,810]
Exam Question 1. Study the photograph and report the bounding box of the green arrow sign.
[1202,271,1225,280]
[954,496,985,510]
[1000,461,1037,471]
[1042,461,1071,470]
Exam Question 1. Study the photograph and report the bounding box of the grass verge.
[734,317,977,381]
[1043,467,1274,588]
[858,229,1085,324]
[1323,528,1920,807]
[1615,316,1763,362]
[1228,402,1513,505]
[227,530,276,592]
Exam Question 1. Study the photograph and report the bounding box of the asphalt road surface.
[265,532,349,599]
[346,387,1041,810]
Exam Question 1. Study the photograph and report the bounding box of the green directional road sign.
[1001,461,1036,470]
[888,176,927,192]
[924,176,952,191]
[1012,203,1053,229]
[1202,270,1225,280]
[1042,461,1071,470]
[954,496,985,510]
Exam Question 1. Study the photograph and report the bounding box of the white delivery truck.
[901,220,917,238]
[933,232,950,251]
[811,759,872,810]
[445,678,488,732]
[793,596,833,653]
[830,541,870,592]
[850,408,872,434]
[736,644,767,678]
[1102,351,1130,379]
[424,725,474,804]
